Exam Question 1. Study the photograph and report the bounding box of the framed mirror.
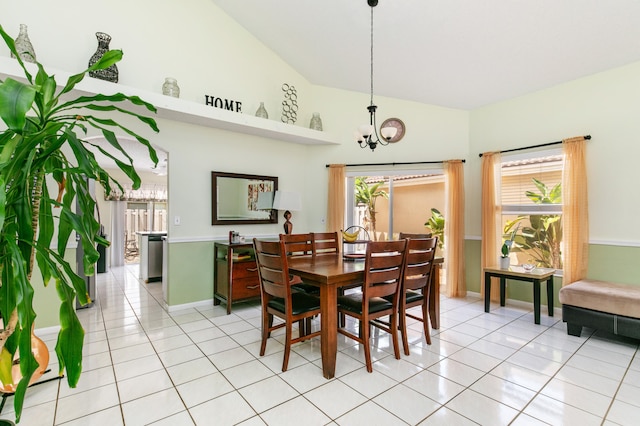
[211,171,278,225]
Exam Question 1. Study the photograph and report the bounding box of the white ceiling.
[211,0,640,110]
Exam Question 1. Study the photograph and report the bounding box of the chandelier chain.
[370,5,374,107]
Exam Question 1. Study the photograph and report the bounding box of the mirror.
[211,171,278,225]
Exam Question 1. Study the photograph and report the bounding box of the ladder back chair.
[337,239,408,372]
[253,239,322,371]
[398,236,438,355]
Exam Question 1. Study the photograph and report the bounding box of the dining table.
[288,254,443,379]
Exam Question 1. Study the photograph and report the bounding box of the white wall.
[469,61,640,245]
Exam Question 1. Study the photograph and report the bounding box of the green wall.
[464,240,639,307]
[166,241,215,306]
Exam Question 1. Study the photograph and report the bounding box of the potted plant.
[500,224,520,269]
[0,24,158,422]
[424,207,445,251]
[354,177,388,241]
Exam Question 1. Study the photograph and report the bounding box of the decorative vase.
[11,24,36,63]
[0,330,49,394]
[499,256,510,269]
[309,112,323,131]
[162,78,180,98]
[255,102,269,119]
[88,32,119,83]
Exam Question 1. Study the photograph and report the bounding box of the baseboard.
[166,298,215,313]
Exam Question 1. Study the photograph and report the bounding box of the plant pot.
[499,256,510,269]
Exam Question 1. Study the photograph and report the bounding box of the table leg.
[533,279,541,324]
[500,277,506,306]
[547,277,554,316]
[319,282,338,379]
[484,272,491,313]
[429,264,441,330]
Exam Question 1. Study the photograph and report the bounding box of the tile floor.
[2,264,639,425]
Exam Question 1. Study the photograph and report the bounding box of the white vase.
[499,256,510,269]
[11,24,36,63]
[162,78,180,98]
[255,102,269,119]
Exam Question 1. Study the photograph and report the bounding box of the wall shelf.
[0,56,340,146]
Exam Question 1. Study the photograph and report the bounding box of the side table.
[484,266,556,324]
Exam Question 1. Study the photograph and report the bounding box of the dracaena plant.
[0,24,158,422]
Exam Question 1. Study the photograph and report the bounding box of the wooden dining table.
[288,254,443,379]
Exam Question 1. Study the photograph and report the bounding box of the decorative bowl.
[522,263,536,272]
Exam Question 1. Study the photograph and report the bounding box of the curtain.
[326,164,346,233]
[562,137,589,285]
[444,160,466,297]
[481,152,502,301]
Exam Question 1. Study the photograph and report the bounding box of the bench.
[559,279,640,339]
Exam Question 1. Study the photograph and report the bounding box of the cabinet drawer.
[232,261,258,279]
[233,277,261,299]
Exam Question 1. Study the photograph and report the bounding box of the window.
[345,170,444,242]
[500,150,563,269]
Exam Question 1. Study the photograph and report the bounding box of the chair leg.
[399,309,410,356]
[390,309,401,360]
[282,322,292,372]
[422,302,432,345]
[260,311,271,356]
[362,318,373,373]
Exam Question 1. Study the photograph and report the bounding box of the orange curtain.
[562,137,589,285]
[444,160,466,297]
[326,164,346,233]
[481,152,502,301]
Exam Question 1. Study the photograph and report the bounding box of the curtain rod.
[325,160,465,168]
[478,135,591,157]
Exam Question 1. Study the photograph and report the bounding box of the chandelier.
[355,0,397,152]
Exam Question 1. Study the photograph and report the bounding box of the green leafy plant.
[503,178,562,268]
[354,177,388,241]
[501,223,519,258]
[0,23,158,422]
[424,207,444,250]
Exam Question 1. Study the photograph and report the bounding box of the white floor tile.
[176,371,234,407]
[524,393,602,426]
[121,388,186,425]
[540,377,612,417]
[19,264,635,426]
[373,384,441,424]
[261,396,331,426]
[335,400,406,426]
[305,380,368,419]
[418,406,477,426]
[470,374,535,411]
[55,383,120,424]
[606,399,640,425]
[221,359,275,389]
[446,389,519,426]
[427,358,485,387]
[118,369,174,403]
[239,376,299,413]
[189,391,256,425]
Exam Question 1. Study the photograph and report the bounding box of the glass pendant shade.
[380,126,398,140]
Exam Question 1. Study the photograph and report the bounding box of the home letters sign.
[205,95,242,113]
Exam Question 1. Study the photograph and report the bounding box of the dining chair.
[311,232,340,255]
[280,233,319,294]
[397,236,438,355]
[398,232,432,239]
[253,239,322,372]
[337,239,408,372]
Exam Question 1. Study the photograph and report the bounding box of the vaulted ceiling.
[211,0,640,110]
